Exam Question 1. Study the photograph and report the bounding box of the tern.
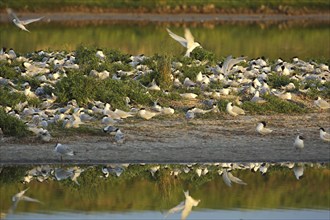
[256,121,273,135]
[165,190,200,220]
[137,108,159,120]
[226,102,245,117]
[7,8,44,32]
[319,127,330,142]
[54,142,75,161]
[166,28,201,57]
[293,135,304,150]
[314,97,330,110]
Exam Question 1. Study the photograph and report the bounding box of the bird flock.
[1,10,329,160]
[1,162,324,219]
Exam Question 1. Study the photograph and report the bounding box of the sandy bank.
[1,113,329,165]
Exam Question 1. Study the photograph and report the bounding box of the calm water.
[0,163,329,220]
[0,21,329,60]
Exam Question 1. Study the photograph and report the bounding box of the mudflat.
[1,112,329,165]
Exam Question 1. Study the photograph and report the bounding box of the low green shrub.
[0,108,29,137]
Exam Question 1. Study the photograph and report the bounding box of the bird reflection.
[165,190,200,220]
[9,188,42,214]
[293,164,304,180]
[221,169,247,187]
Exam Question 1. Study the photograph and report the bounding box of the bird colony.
[0,45,330,142]
[0,28,329,158]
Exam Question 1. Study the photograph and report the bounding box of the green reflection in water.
[0,163,329,215]
[0,22,329,61]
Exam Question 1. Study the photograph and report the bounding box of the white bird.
[162,106,175,115]
[222,170,247,187]
[314,97,330,110]
[137,108,159,120]
[165,190,200,220]
[148,79,161,91]
[293,164,304,180]
[149,165,160,177]
[166,28,201,57]
[319,127,330,142]
[103,125,118,134]
[272,89,292,100]
[180,93,198,99]
[7,8,43,32]
[294,135,304,150]
[114,129,125,143]
[226,102,245,117]
[251,91,266,103]
[96,50,106,60]
[114,109,134,119]
[256,121,273,135]
[37,130,51,142]
[54,142,75,161]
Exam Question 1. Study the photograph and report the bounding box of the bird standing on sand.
[54,142,75,161]
[293,135,304,150]
[226,102,245,117]
[256,121,273,135]
[319,127,330,142]
[314,97,330,110]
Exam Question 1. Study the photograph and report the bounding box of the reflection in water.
[165,191,200,220]
[0,163,329,220]
[0,22,329,60]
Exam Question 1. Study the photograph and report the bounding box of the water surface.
[0,21,329,60]
[0,163,329,220]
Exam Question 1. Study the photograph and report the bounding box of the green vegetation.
[55,70,151,108]
[242,95,306,114]
[0,107,29,137]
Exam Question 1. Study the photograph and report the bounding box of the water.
[0,20,329,60]
[0,163,329,220]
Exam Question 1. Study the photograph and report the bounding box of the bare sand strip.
[0,113,329,165]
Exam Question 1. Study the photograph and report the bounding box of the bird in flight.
[6,8,44,32]
[166,28,201,57]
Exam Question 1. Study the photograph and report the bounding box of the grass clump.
[0,64,18,79]
[190,47,216,63]
[242,95,306,114]
[268,73,291,88]
[156,55,173,90]
[55,70,151,108]
[0,87,26,107]
[0,108,29,137]
[55,70,97,105]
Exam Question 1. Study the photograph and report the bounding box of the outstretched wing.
[21,17,44,25]
[6,8,20,21]
[21,196,42,203]
[164,201,185,218]
[184,28,195,50]
[166,28,187,48]
[228,172,247,185]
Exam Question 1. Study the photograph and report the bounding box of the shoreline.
[1,113,329,165]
